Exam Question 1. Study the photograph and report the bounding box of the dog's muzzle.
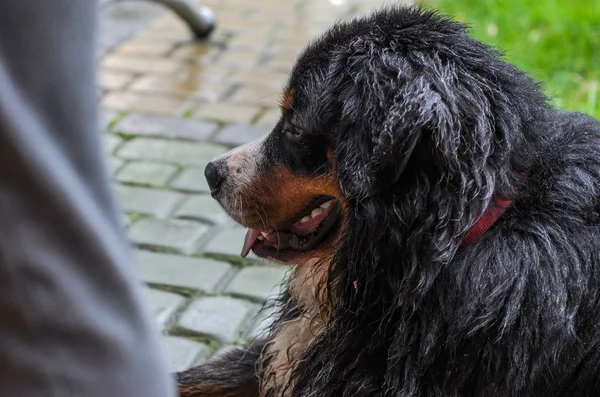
[203,138,265,218]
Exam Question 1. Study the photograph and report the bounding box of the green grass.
[421,0,600,118]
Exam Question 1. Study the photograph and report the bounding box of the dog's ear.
[333,44,515,200]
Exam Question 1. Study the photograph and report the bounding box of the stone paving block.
[102,91,191,116]
[247,2,299,15]
[116,161,179,187]
[193,103,262,124]
[170,42,216,60]
[133,31,191,46]
[272,30,314,46]
[173,195,229,225]
[228,85,282,107]
[115,184,186,218]
[219,22,270,36]
[265,60,295,73]
[129,74,228,102]
[99,109,119,130]
[103,133,123,154]
[202,228,249,257]
[136,250,231,292]
[256,107,281,126]
[102,54,184,74]
[108,157,125,175]
[264,52,298,72]
[128,217,208,253]
[215,49,261,68]
[139,25,196,42]
[226,32,272,51]
[158,65,233,84]
[114,113,217,141]
[98,69,135,91]
[230,69,289,89]
[162,336,211,372]
[114,41,174,56]
[178,296,258,343]
[214,124,270,146]
[146,11,183,26]
[224,266,288,301]
[147,14,193,33]
[97,2,163,55]
[144,288,185,329]
[171,167,210,193]
[268,43,308,57]
[117,138,228,166]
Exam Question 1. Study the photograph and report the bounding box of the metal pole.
[147,0,215,38]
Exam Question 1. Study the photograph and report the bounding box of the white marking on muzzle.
[214,136,266,189]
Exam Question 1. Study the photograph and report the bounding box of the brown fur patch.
[238,168,342,231]
[280,88,295,111]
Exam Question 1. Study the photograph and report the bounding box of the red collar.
[460,195,513,248]
[352,194,513,290]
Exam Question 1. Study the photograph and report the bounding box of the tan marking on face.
[280,88,295,111]
[237,166,343,230]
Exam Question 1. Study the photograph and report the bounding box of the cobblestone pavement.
[98,0,407,373]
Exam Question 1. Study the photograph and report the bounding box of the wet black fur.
[178,6,600,396]
[177,339,264,396]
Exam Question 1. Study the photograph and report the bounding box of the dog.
[177,6,600,396]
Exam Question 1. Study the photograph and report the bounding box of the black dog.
[178,6,600,396]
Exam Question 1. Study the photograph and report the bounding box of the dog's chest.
[259,259,332,396]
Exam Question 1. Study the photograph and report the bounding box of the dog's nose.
[205,161,224,197]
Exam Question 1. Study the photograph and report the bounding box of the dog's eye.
[285,126,303,139]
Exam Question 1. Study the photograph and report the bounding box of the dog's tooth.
[311,207,322,217]
[257,235,264,241]
[300,216,311,223]
[261,231,269,237]
[320,200,333,209]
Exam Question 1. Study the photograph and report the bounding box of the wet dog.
[178,6,600,396]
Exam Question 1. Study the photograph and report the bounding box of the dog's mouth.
[241,196,341,260]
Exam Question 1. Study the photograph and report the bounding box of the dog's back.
[442,109,600,396]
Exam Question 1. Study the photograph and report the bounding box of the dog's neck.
[460,195,513,247]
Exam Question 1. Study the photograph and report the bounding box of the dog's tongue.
[241,229,261,258]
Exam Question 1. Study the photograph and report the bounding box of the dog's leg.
[176,339,264,397]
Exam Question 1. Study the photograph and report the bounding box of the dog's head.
[205,7,546,266]
[205,121,345,265]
